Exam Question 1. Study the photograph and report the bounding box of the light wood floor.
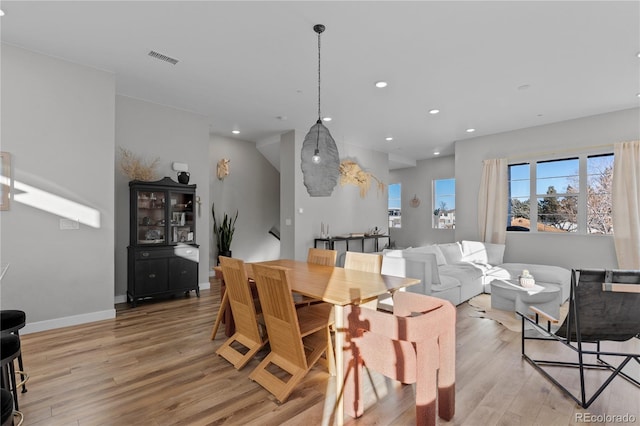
[16,280,639,425]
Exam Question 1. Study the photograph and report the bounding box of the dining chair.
[344,252,383,310]
[307,247,337,266]
[344,291,456,425]
[215,256,268,370]
[249,264,335,403]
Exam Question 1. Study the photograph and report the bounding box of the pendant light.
[301,24,340,197]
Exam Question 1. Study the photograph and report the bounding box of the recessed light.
[375,81,388,88]
[232,130,240,134]
[466,128,476,133]
[637,93,640,98]
[434,151,440,155]
[428,109,440,115]
[637,52,640,58]
[517,84,531,91]
[385,137,393,141]
[322,116,332,122]
[276,115,288,121]
[0,9,5,16]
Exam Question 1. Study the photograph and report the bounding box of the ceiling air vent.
[148,50,179,65]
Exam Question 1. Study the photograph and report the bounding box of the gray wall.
[1,44,116,331]
[389,156,456,248]
[209,134,280,265]
[115,95,211,299]
[454,108,639,269]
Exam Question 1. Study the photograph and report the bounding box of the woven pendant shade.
[301,121,340,197]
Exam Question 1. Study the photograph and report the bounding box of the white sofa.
[380,240,571,307]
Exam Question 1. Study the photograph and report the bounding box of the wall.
[115,96,210,299]
[209,134,280,265]
[389,156,456,248]
[0,44,116,332]
[454,108,639,269]
[280,131,389,263]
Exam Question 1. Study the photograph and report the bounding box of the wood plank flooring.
[16,280,639,425]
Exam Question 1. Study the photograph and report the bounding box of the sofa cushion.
[437,242,463,264]
[488,263,570,286]
[405,245,446,265]
[439,262,485,283]
[461,240,505,265]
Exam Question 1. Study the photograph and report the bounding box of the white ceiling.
[2,1,639,169]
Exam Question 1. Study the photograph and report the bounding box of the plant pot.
[217,250,232,264]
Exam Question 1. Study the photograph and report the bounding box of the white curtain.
[478,158,508,244]
[612,141,640,269]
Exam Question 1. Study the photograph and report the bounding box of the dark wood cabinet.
[127,177,199,306]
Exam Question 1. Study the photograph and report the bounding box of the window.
[433,178,455,229]
[388,183,401,228]
[507,153,613,234]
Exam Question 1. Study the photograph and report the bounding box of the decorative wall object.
[339,160,385,198]
[118,147,159,181]
[301,24,340,197]
[410,195,421,208]
[217,158,230,180]
[0,152,11,211]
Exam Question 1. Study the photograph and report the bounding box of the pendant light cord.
[317,29,321,121]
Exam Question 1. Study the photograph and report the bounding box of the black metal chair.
[519,269,639,408]
[0,311,27,394]
[1,388,23,426]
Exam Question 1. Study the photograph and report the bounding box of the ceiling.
[2,1,639,169]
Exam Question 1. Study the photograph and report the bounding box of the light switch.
[60,218,79,230]
[285,218,292,226]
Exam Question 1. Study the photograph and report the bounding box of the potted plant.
[212,204,238,263]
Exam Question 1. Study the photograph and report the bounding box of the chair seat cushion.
[0,334,20,363]
[0,310,26,333]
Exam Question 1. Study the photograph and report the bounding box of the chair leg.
[210,291,229,340]
[16,331,27,393]
[7,362,19,411]
[415,339,438,426]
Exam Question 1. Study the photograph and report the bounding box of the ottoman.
[491,279,561,318]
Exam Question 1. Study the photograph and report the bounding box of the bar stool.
[1,388,23,426]
[0,311,27,394]
[0,335,28,411]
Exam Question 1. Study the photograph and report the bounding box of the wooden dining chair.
[307,247,337,266]
[344,252,383,309]
[215,256,268,370]
[249,264,335,403]
[344,252,382,273]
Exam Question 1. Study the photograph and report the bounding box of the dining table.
[247,259,421,425]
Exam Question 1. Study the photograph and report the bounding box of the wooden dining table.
[245,259,420,425]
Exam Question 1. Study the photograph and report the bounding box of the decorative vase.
[177,171,190,184]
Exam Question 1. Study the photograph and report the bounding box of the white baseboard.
[23,281,213,335]
[22,309,116,335]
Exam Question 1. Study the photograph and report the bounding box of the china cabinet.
[127,177,199,306]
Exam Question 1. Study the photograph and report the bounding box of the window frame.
[388,182,402,229]
[507,151,614,236]
[432,178,456,230]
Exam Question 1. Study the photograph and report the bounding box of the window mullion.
[578,155,587,234]
[530,163,538,233]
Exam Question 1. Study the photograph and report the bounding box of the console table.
[314,234,390,253]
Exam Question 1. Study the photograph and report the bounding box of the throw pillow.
[405,245,447,265]
[437,242,463,264]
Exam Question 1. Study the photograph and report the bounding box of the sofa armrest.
[382,252,439,295]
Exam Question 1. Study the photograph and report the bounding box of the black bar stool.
[0,311,27,394]
[1,388,23,426]
[0,335,28,412]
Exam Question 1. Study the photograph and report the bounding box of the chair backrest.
[218,256,262,343]
[251,264,309,369]
[557,269,640,342]
[344,252,382,274]
[307,248,337,266]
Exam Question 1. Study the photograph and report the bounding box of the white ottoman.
[490,280,561,318]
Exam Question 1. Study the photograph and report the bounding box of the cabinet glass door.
[136,191,166,244]
[169,191,195,244]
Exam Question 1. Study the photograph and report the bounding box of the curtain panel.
[478,158,508,244]
[612,141,640,269]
